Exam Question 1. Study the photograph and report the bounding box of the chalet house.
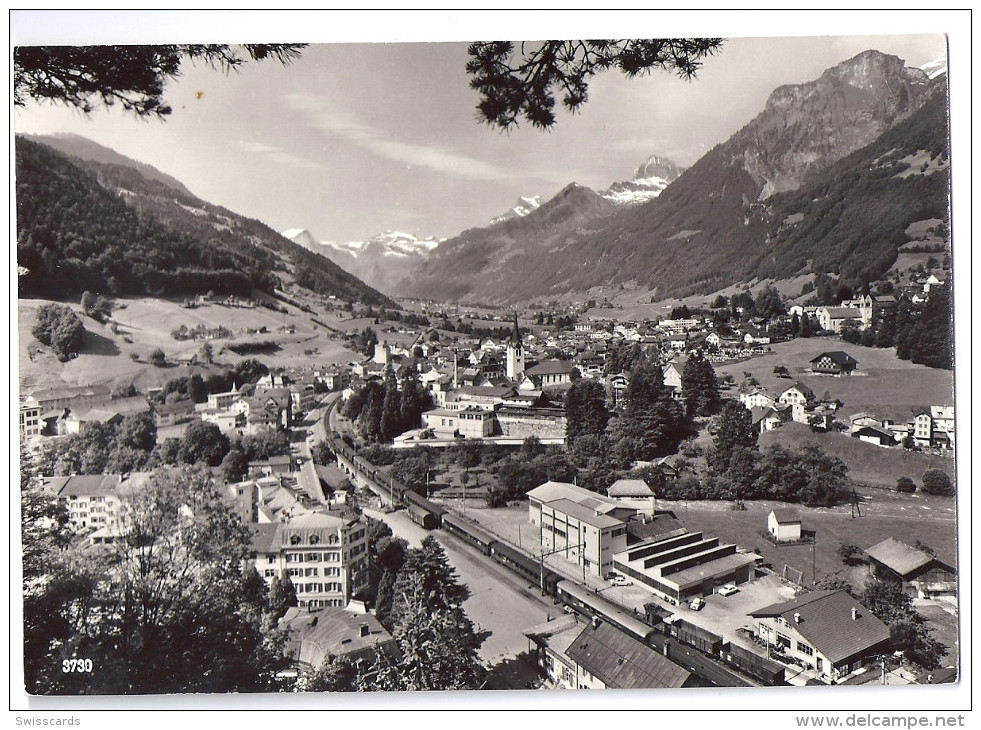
[202,408,244,434]
[740,387,776,410]
[251,512,369,610]
[742,327,771,345]
[852,425,897,448]
[605,373,630,407]
[849,412,883,432]
[752,406,784,433]
[778,382,815,407]
[666,332,689,351]
[20,396,41,439]
[767,509,802,542]
[810,351,859,376]
[422,406,495,439]
[864,537,956,599]
[606,479,656,515]
[65,395,152,434]
[911,406,955,449]
[922,274,945,294]
[662,357,688,391]
[154,399,195,427]
[565,619,697,689]
[750,590,891,683]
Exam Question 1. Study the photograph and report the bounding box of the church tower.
[506,312,525,380]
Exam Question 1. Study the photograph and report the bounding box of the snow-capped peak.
[920,57,947,80]
[601,154,685,206]
[490,195,542,224]
[281,228,442,260]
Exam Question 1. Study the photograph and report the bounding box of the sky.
[11,11,957,244]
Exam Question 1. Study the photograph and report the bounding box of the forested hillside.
[16,137,394,306]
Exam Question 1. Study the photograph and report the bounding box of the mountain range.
[282,152,686,295]
[399,50,949,304]
[16,135,394,306]
[18,50,949,311]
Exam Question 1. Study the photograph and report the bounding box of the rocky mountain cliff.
[399,50,947,304]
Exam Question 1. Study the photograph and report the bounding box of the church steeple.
[506,312,524,380]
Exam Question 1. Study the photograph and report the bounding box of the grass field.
[758,422,955,488]
[18,295,361,392]
[715,338,954,422]
[659,496,958,588]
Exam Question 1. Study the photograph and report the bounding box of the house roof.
[864,537,950,578]
[625,514,687,544]
[781,382,815,398]
[566,620,691,689]
[811,351,859,366]
[749,590,891,664]
[770,509,801,524]
[607,479,654,498]
[57,474,121,497]
[282,607,395,668]
[822,307,862,319]
[525,360,577,376]
[751,406,778,425]
[545,498,623,529]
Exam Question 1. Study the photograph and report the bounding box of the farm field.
[18,295,361,392]
[714,338,954,421]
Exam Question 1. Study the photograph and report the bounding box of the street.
[363,507,554,669]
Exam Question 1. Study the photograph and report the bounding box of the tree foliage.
[466,39,724,130]
[23,465,291,694]
[920,469,954,496]
[31,303,85,361]
[612,357,690,465]
[709,400,758,472]
[860,578,947,670]
[681,351,721,417]
[564,378,610,445]
[14,44,306,118]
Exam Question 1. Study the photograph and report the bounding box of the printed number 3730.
[62,658,93,673]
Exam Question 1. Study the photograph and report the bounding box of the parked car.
[689,597,705,611]
[611,576,632,587]
[718,584,739,596]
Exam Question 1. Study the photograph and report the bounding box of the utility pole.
[812,531,817,586]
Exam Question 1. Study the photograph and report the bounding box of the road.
[363,507,555,669]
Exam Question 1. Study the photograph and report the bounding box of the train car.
[720,641,786,686]
[407,502,439,530]
[554,580,657,644]
[440,512,497,555]
[670,618,723,655]
[489,541,561,594]
[403,490,446,527]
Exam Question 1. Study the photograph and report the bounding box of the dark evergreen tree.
[379,366,402,442]
[710,400,758,473]
[564,378,610,445]
[617,358,690,462]
[356,381,385,443]
[681,351,721,417]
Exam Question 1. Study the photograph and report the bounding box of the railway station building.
[528,481,635,578]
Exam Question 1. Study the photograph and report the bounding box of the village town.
[20,267,958,692]
[14,24,963,714]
